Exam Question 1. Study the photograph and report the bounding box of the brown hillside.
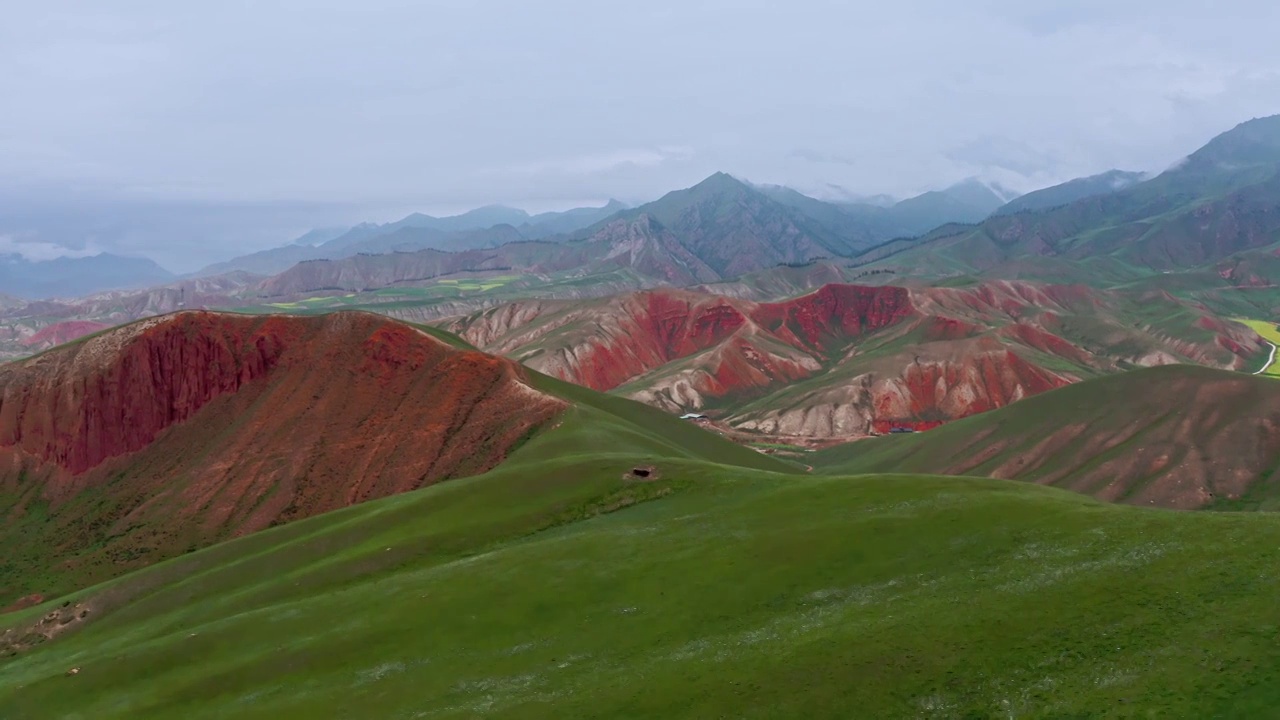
[0,311,564,605]
[813,365,1280,510]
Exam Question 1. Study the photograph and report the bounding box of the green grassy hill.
[7,330,1280,718]
[812,365,1280,510]
[0,311,793,610]
[6,426,1280,717]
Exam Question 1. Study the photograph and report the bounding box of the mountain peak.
[1181,113,1280,172]
[691,171,750,193]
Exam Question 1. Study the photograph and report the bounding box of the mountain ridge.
[854,115,1280,281]
[0,310,567,603]
[198,201,631,277]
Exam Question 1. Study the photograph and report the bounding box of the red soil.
[21,321,113,348]
[458,279,1252,440]
[0,311,564,599]
[702,337,814,395]
[999,323,1095,365]
[922,316,984,342]
[561,284,913,393]
[752,284,912,351]
[493,284,1083,435]
[0,594,44,614]
[870,419,944,434]
[871,350,1070,428]
[569,293,748,391]
[860,366,1280,511]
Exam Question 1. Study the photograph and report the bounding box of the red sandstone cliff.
[0,311,564,604]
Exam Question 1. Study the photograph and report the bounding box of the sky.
[3,0,1280,270]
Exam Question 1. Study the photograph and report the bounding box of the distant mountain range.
[0,171,1019,302]
[756,177,1012,244]
[256,173,1021,297]
[198,200,631,277]
[4,114,1280,356]
[992,169,1146,215]
[202,177,1016,280]
[859,115,1280,282]
[0,253,175,299]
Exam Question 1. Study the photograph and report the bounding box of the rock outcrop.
[448,281,1263,438]
[0,311,564,605]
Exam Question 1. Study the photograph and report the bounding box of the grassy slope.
[0,319,792,607]
[521,371,797,473]
[810,365,1280,509]
[3,389,1280,716]
[234,268,652,321]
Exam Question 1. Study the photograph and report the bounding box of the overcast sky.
[4,1,1280,269]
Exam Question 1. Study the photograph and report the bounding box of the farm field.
[1238,318,1280,376]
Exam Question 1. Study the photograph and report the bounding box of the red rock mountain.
[447,282,1263,438]
[0,311,563,604]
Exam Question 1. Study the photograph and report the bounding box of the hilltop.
[813,365,1280,509]
[0,311,571,604]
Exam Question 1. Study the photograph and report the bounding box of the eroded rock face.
[448,281,1264,439]
[751,284,912,352]
[0,311,565,604]
[1,314,289,475]
[732,351,1067,436]
[462,285,913,396]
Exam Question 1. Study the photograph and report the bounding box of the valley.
[4,108,1280,718]
[1239,318,1280,376]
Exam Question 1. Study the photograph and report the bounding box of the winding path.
[1255,341,1279,376]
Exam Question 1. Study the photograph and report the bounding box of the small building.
[679,413,707,421]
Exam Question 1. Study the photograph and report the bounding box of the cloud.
[481,146,696,178]
[1110,175,1140,190]
[789,149,859,167]
[944,137,1061,178]
[0,235,102,262]
[2,0,1280,260]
